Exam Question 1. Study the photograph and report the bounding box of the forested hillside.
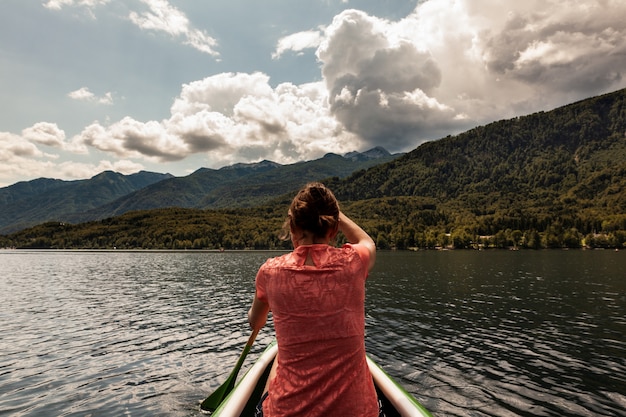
[0,147,397,234]
[0,171,173,234]
[325,88,626,249]
[2,89,625,250]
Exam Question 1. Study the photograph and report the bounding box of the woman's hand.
[338,212,376,271]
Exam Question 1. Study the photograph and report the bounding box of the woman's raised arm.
[338,212,376,271]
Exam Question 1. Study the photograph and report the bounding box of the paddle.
[200,327,260,413]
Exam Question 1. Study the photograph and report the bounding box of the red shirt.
[255,244,378,417]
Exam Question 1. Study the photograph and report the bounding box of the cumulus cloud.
[54,159,145,180]
[311,0,626,151]
[478,0,626,95]
[20,122,87,154]
[22,122,66,148]
[68,87,113,105]
[0,132,44,161]
[73,72,361,167]
[63,0,626,170]
[0,128,144,187]
[79,117,187,162]
[129,0,218,56]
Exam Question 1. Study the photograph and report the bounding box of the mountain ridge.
[0,171,174,234]
[0,148,400,234]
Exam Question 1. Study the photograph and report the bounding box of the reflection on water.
[0,250,625,416]
[366,250,626,416]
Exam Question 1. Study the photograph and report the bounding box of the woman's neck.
[293,233,329,247]
[295,238,328,247]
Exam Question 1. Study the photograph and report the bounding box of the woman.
[248,182,380,417]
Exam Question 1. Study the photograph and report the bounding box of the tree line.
[1,198,624,250]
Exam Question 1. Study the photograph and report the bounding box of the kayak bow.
[209,340,433,417]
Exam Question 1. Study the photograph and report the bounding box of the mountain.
[319,88,626,247]
[329,89,626,207]
[68,148,400,223]
[0,171,173,234]
[0,148,399,234]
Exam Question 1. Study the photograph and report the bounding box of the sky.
[1,0,626,187]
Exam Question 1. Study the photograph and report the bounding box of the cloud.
[74,72,361,167]
[0,131,94,186]
[305,0,626,151]
[272,30,323,59]
[44,0,218,56]
[68,87,113,105]
[14,0,626,185]
[315,9,462,150]
[20,122,87,154]
[79,117,188,162]
[0,132,44,160]
[54,159,146,180]
[65,0,626,169]
[478,0,626,94]
[22,123,67,148]
[44,0,110,11]
[129,0,218,56]
[0,129,144,187]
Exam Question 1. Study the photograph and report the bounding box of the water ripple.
[1,250,625,416]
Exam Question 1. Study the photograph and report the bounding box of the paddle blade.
[200,376,236,413]
[200,329,258,413]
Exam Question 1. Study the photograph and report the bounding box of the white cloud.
[79,117,187,162]
[316,9,461,150]
[7,0,626,186]
[0,130,113,187]
[20,122,87,154]
[68,87,113,105]
[308,0,626,150]
[272,30,323,59]
[68,87,95,101]
[22,122,67,148]
[129,0,188,36]
[129,0,218,56]
[55,0,626,170]
[43,0,110,11]
[44,0,218,56]
[0,132,44,160]
[54,159,145,180]
[469,0,626,95]
[73,72,360,168]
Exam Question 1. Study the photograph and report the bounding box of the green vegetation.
[1,89,625,250]
[1,197,624,250]
[0,207,286,250]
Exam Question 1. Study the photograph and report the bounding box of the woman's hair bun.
[284,182,339,239]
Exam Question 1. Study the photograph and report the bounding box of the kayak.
[210,340,433,417]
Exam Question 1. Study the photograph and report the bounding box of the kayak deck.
[210,340,433,417]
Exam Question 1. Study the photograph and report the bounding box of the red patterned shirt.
[255,243,378,417]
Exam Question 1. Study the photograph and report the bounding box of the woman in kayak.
[248,182,380,417]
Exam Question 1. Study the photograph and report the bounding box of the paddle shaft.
[231,328,260,379]
[200,328,260,412]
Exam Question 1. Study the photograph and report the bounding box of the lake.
[0,249,624,416]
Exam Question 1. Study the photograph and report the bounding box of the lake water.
[0,249,624,417]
